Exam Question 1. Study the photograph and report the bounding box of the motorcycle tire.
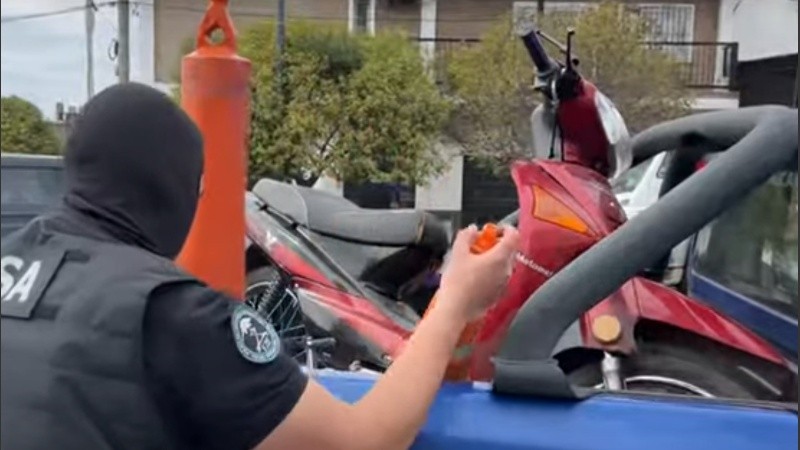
[569,342,757,399]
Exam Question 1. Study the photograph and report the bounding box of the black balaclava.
[62,83,204,259]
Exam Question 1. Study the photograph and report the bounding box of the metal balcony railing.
[643,41,739,89]
[416,38,739,91]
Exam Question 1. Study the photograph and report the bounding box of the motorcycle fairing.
[469,160,622,380]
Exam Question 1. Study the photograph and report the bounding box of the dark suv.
[1,153,65,238]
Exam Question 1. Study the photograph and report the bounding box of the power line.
[2,2,508,25]
[158,4,506,23]
[1,1,116,23]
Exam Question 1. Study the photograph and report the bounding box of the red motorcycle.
[243,27,796,400]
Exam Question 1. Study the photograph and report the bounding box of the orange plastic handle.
[470,223,501,254]
[420,223,502,320]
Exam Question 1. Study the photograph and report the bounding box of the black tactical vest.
[1,219,194,450]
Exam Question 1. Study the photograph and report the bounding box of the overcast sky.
[1,0,120,119]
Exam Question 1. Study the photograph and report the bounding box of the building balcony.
[643,41,739,90]
[416,38,740,92]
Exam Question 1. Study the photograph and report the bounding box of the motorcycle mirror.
[564,28,577,72]
[564,28,575,70]
[535,29,580,69]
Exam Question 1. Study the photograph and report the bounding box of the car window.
[611,157,652,195]
[693,171,798,317]
[1,166,65,208]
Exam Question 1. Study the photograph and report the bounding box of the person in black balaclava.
[61,83,203,256]
[1,83,519,450]
[57,84,203,258]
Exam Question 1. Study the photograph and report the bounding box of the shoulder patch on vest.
[231,303,281,364]
[1,248,65,320]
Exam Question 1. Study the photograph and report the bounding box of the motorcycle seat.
[252,178,449,252]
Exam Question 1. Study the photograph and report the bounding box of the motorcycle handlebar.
[520,30,558,75]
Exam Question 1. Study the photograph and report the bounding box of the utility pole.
[793,53,799,108]
[274,0,288,106]
[117,0,130,83]
[85,0,96,98]
[276,0,286,79]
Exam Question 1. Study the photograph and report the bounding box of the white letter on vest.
[3,260,41,303]
[1,256,24,299]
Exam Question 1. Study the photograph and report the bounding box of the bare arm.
[256,225,519,450]
[258,299,465,450]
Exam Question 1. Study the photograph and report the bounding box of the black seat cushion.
[252,178,448,253]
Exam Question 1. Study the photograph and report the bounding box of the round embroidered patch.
[231,303,281,364]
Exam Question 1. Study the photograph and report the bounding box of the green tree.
[0,96,61,155]
[446,2,692,171]
[178,21,451,185]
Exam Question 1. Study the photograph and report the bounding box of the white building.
[717,0,798,62]
[696,0,799,110]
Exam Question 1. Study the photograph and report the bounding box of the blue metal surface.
[318,371,797,450]
[688,270,798,359]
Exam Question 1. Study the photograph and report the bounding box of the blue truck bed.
[318,371,797,450]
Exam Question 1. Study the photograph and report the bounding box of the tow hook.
[601,352,625,391]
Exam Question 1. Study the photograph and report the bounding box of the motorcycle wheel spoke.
[279,324,306,337]
[247,282,321,364]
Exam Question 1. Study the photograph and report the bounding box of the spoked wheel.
[570,342,757,400]
[245,266,309,363]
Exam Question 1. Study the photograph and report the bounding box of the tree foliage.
[0,96,61,155]
[446,2,693,171]
[184,21,451,185]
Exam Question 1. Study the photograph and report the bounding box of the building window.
[513,1,591,31]
[512,2,695,61]
[350,0,374,34]
[355,0,370,31]
[632,4,695,61]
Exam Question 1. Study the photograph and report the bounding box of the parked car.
[0,153,64,238]
[611,153,692,285]
[612,152,670,219]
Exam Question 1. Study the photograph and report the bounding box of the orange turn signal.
[531,185,594,236]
